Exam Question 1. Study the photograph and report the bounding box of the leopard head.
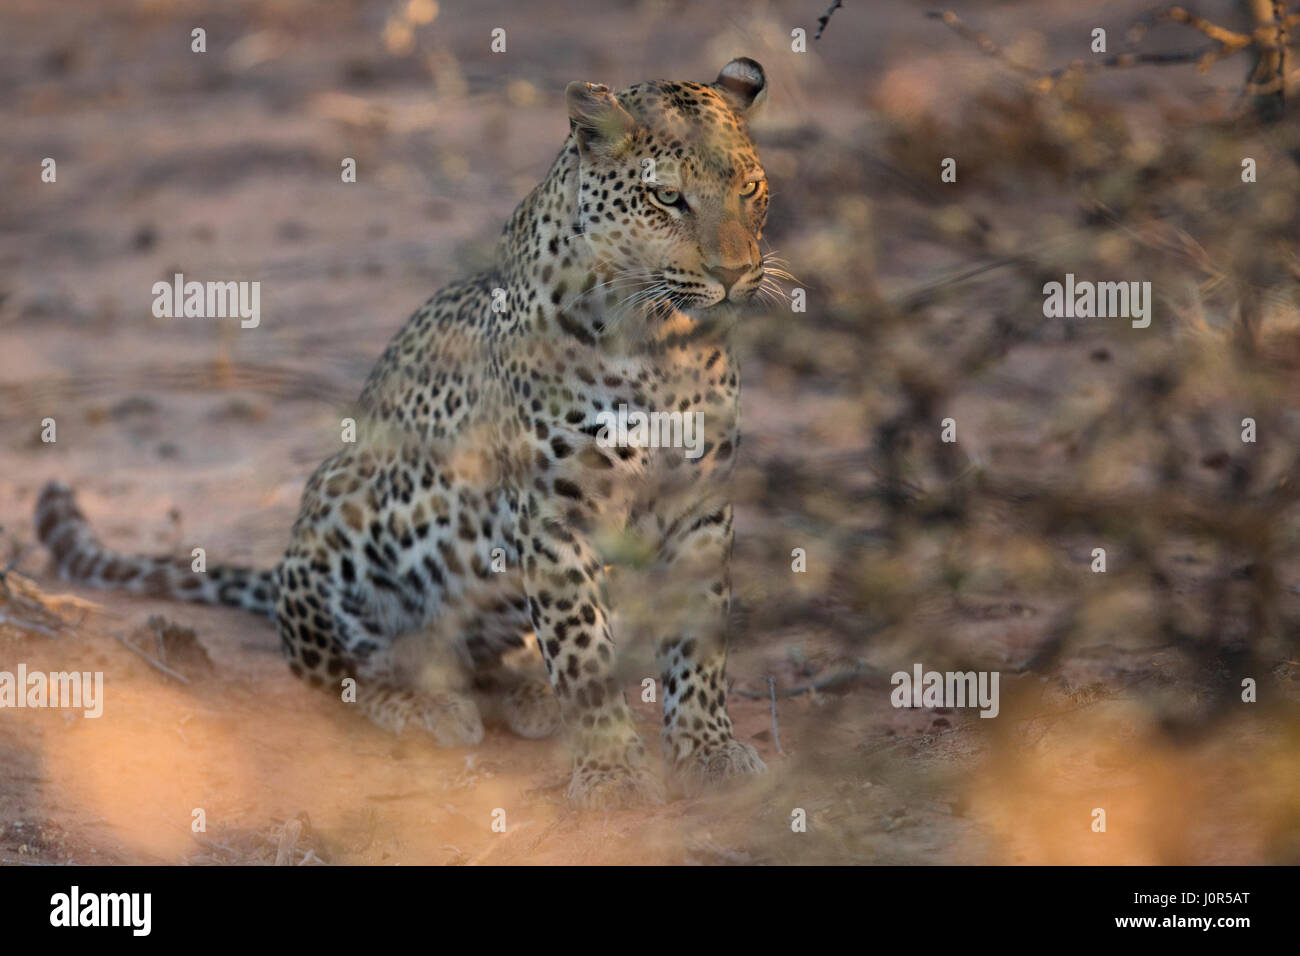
[565,58,770,315]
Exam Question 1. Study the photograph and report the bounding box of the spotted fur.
[34,58,775,806]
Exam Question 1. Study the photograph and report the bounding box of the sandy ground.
[2,0,1298,864]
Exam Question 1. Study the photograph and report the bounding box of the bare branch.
[928,4,1299,114]
[925,9,1044,79]
[814,0,843,41]
[114,633,192,684]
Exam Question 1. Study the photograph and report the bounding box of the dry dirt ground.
[1,0,1298,865]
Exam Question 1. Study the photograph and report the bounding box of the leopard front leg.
[656,502,766,795]
[519,509,664,808]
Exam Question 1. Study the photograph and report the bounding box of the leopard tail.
[33,481,278,619]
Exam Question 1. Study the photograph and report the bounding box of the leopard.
[33,57,775,808]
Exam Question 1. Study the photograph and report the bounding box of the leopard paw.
[418,691,485,748]
[500,678,561,740]
[565,761,667,809]
[667,737,766,796]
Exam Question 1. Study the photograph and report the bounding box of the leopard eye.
[651,187,684,209]
[739,180,760,198]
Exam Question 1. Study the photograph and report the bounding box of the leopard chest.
[507,341,740,521]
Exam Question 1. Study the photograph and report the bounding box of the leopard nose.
[706,265,749,293]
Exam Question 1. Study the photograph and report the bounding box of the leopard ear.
[565,81,634,157]
[713,57,767,114]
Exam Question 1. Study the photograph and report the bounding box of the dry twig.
[815,0,844,40]
[927,4,1300,114]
